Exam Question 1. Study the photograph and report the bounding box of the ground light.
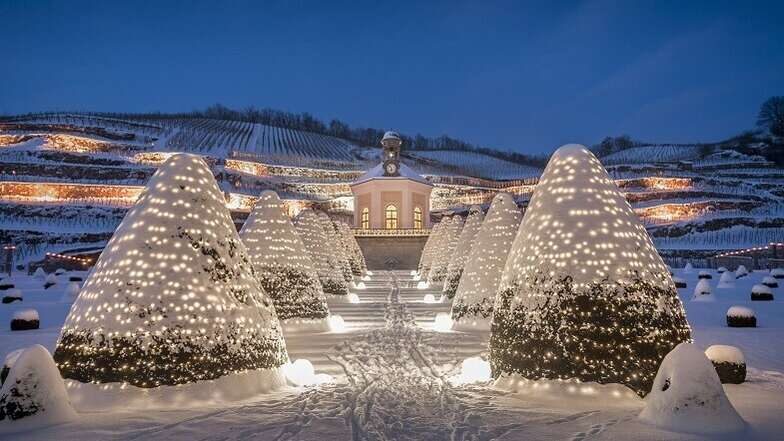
[328,315,347,332]
[423,294,437,303]
[282,359,333,387]
[450,356,492,384]
[347,293,360,303]
[433,312,453,331]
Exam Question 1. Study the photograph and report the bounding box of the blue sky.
[1,0,782,153]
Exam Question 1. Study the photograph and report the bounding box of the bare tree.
[757,96,784,137]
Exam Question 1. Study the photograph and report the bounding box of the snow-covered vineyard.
[1,144,783,439]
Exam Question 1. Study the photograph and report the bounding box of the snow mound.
[705,345,744,365]
[752,284,772,295]
[61,282,81,303]
[443,206,485,299]
[684,263,694,273]
[0,345,76,431]
[295,209,349,296]
[771,268,784,279]
[717,271,736,288]
[717,266,728,274]
[735,265,749,278]
[762,276,778,287]
[240,190,330,324]
[33,268,46,280]
[451,193,521,331]
[698,270,712,279]
[692,279,713,301]
[639,343,745,434]
[12,309,38,321]
[43,274,56,289]
[53,153,288,391]
[491,144,690,396]
[727,306,754,317]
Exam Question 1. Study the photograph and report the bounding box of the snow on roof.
[351,163,431,186]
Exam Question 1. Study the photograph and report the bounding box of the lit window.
[361,207,370,229]
[385,205,398,229]
[413,207,423,229]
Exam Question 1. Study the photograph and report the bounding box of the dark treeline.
[76,104,547,168]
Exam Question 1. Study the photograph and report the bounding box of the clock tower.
[381,131,401,177]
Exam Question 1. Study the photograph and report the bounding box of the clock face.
[385,162,398,175]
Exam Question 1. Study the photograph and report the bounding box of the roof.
[350,163,432,186]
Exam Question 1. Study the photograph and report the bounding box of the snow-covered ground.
[2,269,784,439]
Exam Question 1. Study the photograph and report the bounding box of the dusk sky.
[2,0,783,153]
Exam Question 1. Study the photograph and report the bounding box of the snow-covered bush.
[54,268,66,276]
[53,154,287,388]
[490,145,690,397]
[11,309,39,331]
[751,284,774,301]
[68,276,83,282]
[717,271,735,289]
[692,279,713,301]
[451,193,521,331]
[697,270,712,279]
[33,267,46,280]
[335,221,366,276]
[735,265,749,279]
[43,274,56,290]
[683,262,694,273]
[416,219,444,278]
[639,343,745,434]
[717,266,728,274]
[726,306,756,327]
[443,206,484,299]
[705,345,745,384]
[317,212,353,283]
[1,288,22,304]
[61,282,80,303]
[427,215,464,284]
[239,190,329,323]
[762,276,778,288]
[295,209,349,296]
[0,345,76,429]
[672,276,687,288]
[0,280,13,291]
[772,267,784,279]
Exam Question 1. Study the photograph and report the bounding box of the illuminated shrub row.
[443,206,484,299]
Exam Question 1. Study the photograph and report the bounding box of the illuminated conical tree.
[417,219,444,277]
[428,215,463,284]
[317,212,353,283]
[240,190,330,323]
[443,206,485,299]
[451,193,521,330]
[54,154,288,388]
[490,145,691,396]
[334,220,366,276]
[295,209,349,296]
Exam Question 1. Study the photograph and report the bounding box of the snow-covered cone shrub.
[54,268,66,276]
[423,217,451,281]
[490,145,690,397]
[697,270,712,279]
[10,309,39,331]
[717,271,735,289]
[639,343,745,434]
[751,283,774,301]
[735,265,749,279]
[2,288,22,304]
[683,262,694,273]
[443,206,485,299]
[428,215,464,284]
[239,190,330,324]
[335,221,366,275]
[772,267,784,279]
[317,212,353,283]
[692,279,713,301]
[416,219,444,277]
[1,350,22,387]
[726,306,756,327]
[53,154,287,388]
[61,282,81,303]
[43,274,56,290]
[0,345,76,428]
[705,345,745,384]
[451,193,521,331]
[295,209,349,296]
[672,276,687,288]
[762,276,778,288]
[0,279,13,290]
[33,267,46,280]
[717,266,728,274]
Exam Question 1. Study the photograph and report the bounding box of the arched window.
[413,206,423,229]
[385,205,398,229]
[361,207,370,229]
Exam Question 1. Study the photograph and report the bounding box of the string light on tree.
[443,206,485,299]
[451,193,521,331]
[53,154,288,389]
[489,144,691,397]
[427,216,463,285]
[295,209,350,297]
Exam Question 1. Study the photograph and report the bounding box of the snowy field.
[2,270,784,440]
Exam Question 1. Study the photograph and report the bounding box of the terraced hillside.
[1,112,783,268]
